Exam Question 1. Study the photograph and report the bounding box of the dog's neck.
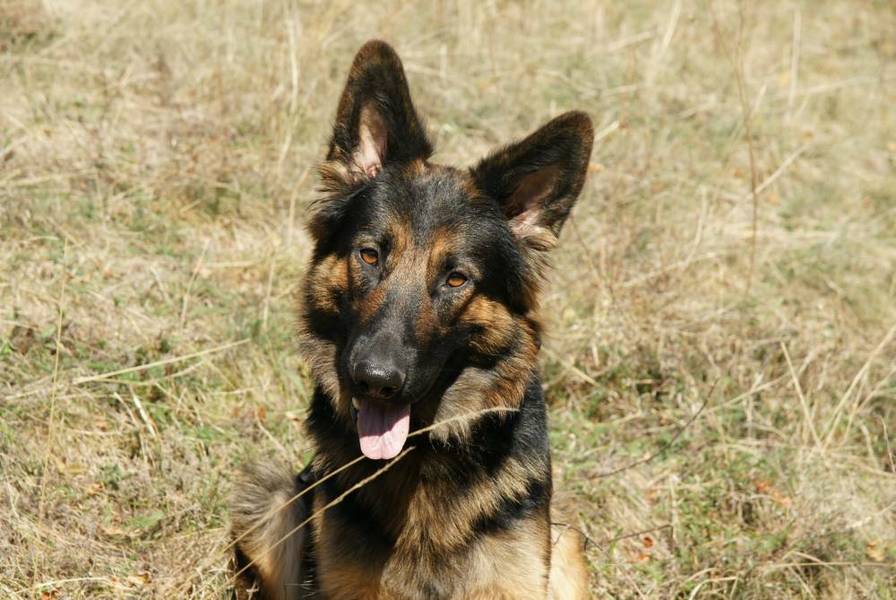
[305,378,552,549]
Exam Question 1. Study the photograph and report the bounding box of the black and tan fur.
[232,40,594,599]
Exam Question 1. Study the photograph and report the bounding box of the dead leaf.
[866,540,885,562]
[101,525,128,538]
[754,479,792,507]
[126,572,152,586]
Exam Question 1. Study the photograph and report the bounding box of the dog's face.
[300,41,593,460]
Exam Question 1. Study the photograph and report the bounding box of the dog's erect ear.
[324,40,432,184]
[470,112,594,251]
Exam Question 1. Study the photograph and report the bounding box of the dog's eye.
[359,248,379,266]
[445,272,468,288]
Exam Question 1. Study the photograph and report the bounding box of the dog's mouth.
[351,398,410,460]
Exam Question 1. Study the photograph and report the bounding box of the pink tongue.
[356,400,410,460]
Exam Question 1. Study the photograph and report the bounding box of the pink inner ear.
[353,104,388,178]
[506,165,561,237]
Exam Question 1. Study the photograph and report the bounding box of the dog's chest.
[313,478,551,599]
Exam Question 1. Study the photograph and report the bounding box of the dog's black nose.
[351,360,405,400]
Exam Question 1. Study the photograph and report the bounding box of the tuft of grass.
[2,0,895,597]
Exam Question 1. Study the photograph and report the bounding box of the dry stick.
[780,342,821,447]
[658,0,681,59]
[711,1,760,292]
[751,143,810,200]
[29,576,116,593]
[762,561,895,571]
[734,4,760,294]
[688,576,740,599]
[823,321,896,448]
[844,358,896,448]
[95,360,208,387]
[180,239,210,327]
[406,406,520,440]
[551,521,672,553]
[882,416,896,474]
[787,5,801,119]
[72,339,249,384]
[35,238,68,583]
[130,392,158,439]
[602,523,673,548]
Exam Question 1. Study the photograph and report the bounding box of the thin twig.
[750,143,810,200]
[36,238,68,581]
[787,5,801,118]
[602,523,673,547]
[710,1,760,292]
[781,342,820,447]
[180,239,210,327]
[823,322,896,447]
[596,380,716,478]
[550,521,673,552]
[72,339,249,384]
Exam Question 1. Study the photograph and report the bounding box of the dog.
[231,39,594,599]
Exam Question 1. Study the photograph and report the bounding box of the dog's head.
[300,40,593,460]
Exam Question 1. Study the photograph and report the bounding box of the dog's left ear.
[324,40,432,185]
[470,111,594,251]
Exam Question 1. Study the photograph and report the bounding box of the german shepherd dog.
[231,40,594,599]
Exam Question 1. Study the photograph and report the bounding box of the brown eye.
[359,248,379,266]
[446,272,468,288]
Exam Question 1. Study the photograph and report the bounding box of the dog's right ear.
[322,40,432,187]
[470,111,593,253]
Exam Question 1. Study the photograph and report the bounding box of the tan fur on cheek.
[460,296,518,356]
[355,283,387,324]
[414,294,438,346]
[298,253,350,405]
[296,330,341,399]
[307,254,349,314]
[430,316,539,444]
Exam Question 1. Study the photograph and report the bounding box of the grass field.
[2,0,895,597]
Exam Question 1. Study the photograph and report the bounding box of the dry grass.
[2,0,895,597]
